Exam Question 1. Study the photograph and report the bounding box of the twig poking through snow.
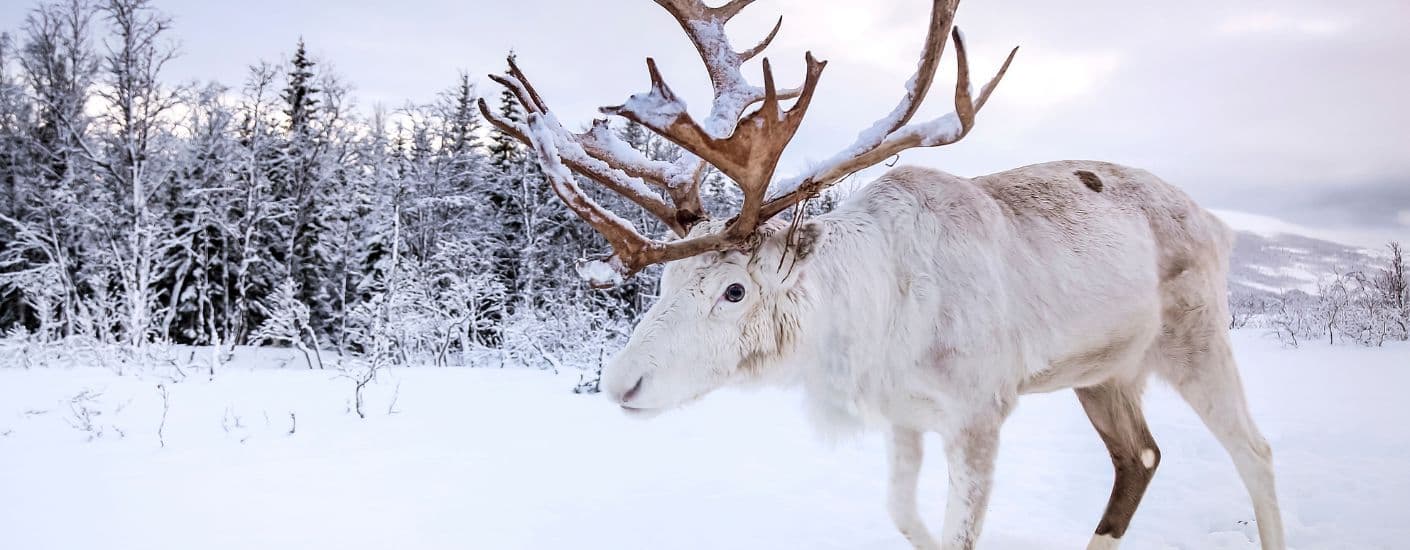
[156,383,169,448]
[387,381,401,415]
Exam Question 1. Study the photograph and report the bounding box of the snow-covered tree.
[252,278,322,370]
[86,0,184,347]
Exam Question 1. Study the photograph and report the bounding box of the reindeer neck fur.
[742,166,1024,432]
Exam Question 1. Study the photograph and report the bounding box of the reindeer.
[479,1,1285,548]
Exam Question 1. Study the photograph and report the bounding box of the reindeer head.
[603,219,830,414]
[481,0,1016,414]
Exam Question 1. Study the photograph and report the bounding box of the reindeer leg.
[1161,333,1286,550]
[936,412,1006,550]
[1076,381,1160,550]
[888,425,940,549]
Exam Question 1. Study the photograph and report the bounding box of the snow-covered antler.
[482,0,1015,286]
[478,58,694,235]
[760,4,1018,220]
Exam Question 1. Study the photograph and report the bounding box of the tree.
[157,83,237,346]
[0,31,34,332]
[444,72,481,157]
[269,39,342,339]
[225,62,286,344]
[4,0,101,340]
[252,278,322,369]
[87,0,183,347]
[1317,272,1354,345]
[1375,242,1407,341]
[281,38,319,136]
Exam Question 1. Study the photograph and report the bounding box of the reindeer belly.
[1011,216,1164,394]
[1016,278,1163,394]
[1019,325,1158,393]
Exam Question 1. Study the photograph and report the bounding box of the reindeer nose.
[618,375,645,405]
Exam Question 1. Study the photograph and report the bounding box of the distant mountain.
[1211,210,1382,297]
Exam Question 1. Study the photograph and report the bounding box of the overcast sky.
[3,0,1407,246]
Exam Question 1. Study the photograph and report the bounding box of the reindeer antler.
[482,0,1016,287]
[760,5,1018,219]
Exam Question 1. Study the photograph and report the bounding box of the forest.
[0,0,809,378]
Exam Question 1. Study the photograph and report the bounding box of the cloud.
[998,50,1122,110]
[1216,12,1354,36]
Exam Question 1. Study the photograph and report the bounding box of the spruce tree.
[446,73,480,156]
[273,38,333,338]
[282,39,319,135]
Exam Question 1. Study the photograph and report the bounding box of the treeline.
[0,0,753,370]
[1231,243,1409,347]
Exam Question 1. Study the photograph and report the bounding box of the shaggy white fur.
[600,161,1285,550]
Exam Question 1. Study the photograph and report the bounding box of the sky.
[2,0,1407,246]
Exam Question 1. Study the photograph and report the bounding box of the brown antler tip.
[645,57,664,84]
[761,57,776,97]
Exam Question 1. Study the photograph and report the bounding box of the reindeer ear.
[792,221,826,261]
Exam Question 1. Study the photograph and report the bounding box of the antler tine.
[759,8,1017,222]
[975,45,1019,112]
[890,0,959,134]
[505,55,547,114]
[486,73,541,116]
[577,118,709,230]
[708,0,756,22]
[479,65,690,235]
[739,16,783,62]
[952,27,977,131]
[939,27,1019,143]
[519,113,657,287]
[727,52,826,237]
[652,0,795,135]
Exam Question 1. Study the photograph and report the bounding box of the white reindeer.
[480,1,1285,548]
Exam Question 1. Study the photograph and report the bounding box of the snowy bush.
[252,279,324,369]
[1258,244,1408,348]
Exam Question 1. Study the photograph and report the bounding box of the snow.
[610,86,689,134]
[1233,278,1291,295]
[575,256,625,288]
[1,330,1407,549]
[1246,263,1321,293]
[581,119,683,190]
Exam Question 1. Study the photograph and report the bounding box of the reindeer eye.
[723,283,746,303]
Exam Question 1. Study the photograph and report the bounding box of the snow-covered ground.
[1,331,1406,550]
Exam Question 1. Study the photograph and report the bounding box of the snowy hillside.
[2,330,1406,550]
[1214,210,1383,296]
